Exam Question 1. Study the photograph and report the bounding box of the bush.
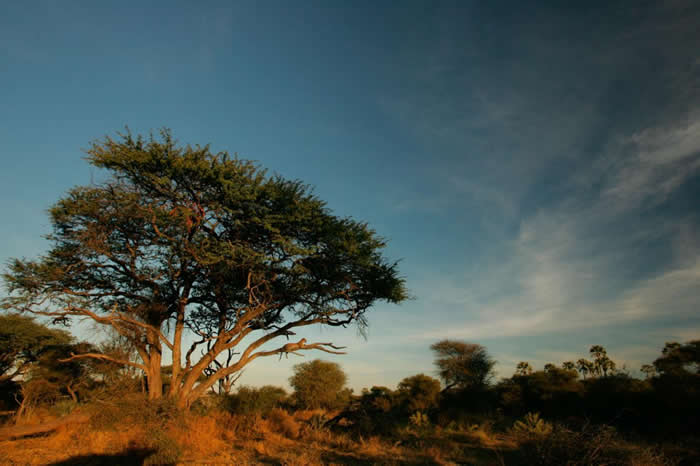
[332,386,402,436]
[512,412,553,438]
[397,374,441,412]
[290,359,349,410]
[88,395,182,431]
[224,385,287,415]
[143,430,182,466]
[514,423,626,465]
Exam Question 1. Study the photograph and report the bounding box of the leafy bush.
[397,374,441,412]
[224,385,287,415]
[290,359,349,410]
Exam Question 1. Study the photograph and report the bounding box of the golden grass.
[0,406,680,465]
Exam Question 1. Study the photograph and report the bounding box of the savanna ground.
[0,394,695,466]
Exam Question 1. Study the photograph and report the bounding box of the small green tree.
[396,373,441,412]
[430,340,495,391]
[289,359,348,409]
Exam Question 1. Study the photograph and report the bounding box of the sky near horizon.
[1,1,699,391]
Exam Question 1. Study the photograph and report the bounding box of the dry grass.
[267,407,301,439]
[0,406,685,465]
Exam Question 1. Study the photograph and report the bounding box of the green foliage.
[396,373,441,412]
[2,129,407,404]
[0,314,72,383]
[430,340,495,391]
[290,359,348,410]
[333,386,401,436]
[225,385,287,415]
[590,345,617,377]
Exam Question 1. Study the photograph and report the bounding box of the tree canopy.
[2,130,407,408]
[289,359,349,409]
[0,314,72,384]
[430,340,495,391]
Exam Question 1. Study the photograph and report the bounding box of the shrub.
[224,385,287,415]
[88,395,182,431]
[512,412,553,437]
[290,359,348,410]
[397,374,441,412]
[143,430,182,466]
[514,423,623,465]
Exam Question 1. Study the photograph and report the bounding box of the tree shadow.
[47,448,155,465]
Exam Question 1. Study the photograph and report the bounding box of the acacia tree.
[0,314,72,384]
[430,340,495,391]
[2,130,406,408]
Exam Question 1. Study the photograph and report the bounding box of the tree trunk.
[146,330,163,399]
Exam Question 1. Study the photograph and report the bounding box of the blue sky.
[2,1,699,391]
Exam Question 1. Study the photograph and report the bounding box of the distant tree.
[544,363,556,373]
[396,374,441,412]
[515,361,533,376]
[430,340,495,391]
[590,345,616,377]
[290,359,348,409]
[640,364,656,379]
[562,361,576,372]
[653,340,700,376]
[0,314,72,384]
[576,358,593,380]
[2,130,406,409]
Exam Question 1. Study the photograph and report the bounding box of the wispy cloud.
[603,116,700,209]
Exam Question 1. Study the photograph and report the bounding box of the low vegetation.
[1,326,698,464]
